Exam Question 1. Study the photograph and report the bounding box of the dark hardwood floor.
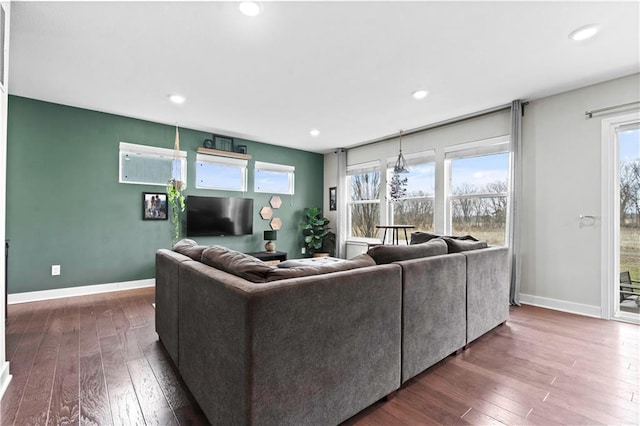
[1,287,638,425]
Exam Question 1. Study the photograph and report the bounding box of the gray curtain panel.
[336,148,348,259]
[509,100,523,305]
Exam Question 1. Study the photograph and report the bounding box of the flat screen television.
[186,195,253,237]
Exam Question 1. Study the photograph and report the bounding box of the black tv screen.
[186,196,253,237]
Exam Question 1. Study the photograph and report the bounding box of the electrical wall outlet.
[301,247,306,255]
[51,265,61,276]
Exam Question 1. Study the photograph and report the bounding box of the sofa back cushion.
[367,239,447,264]
[265,254,376,282]
[172,238,209,261]
[201,246,274,283]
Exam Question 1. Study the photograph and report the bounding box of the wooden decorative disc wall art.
[260,206,273,220]
[270,217,282,230]
[269,196,282,209]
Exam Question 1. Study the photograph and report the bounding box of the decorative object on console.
[270,217,282,230]
[264,230,277,252]
[269,195,282,209]
[260,206,273,220]
[300,207,331,257]
[143,192,168,220]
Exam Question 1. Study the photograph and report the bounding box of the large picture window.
[387,152,436,241]
[348,161,380,239]
[445,137,510,245]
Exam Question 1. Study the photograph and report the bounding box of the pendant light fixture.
[393,130,410,174]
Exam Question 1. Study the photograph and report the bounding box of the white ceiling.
[9,1,640,154]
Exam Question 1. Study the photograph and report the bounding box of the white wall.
[519,73,640,316]
[0,0,11,398]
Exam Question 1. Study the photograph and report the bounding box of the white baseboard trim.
[8,278,155,305]
[0,361,11,400]
[519,293,602,318]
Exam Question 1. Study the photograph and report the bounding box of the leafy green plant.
[167,179,185,243]
[300,207,330,256]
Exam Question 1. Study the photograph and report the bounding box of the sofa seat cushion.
[201,245,275,283]
[441,237,488,253]
[367,239,447,264]
[266,254,376,281]
[172,238,209,261]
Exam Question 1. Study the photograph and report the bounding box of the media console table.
[247,251,288,265]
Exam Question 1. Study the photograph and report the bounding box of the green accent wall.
[6,96,324,294]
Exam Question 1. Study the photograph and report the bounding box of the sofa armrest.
[178,262,402,426]
[464,246,509,344]
[155,249,192,365]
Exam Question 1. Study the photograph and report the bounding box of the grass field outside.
[620,226,640,281]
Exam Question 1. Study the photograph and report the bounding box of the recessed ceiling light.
[310,128,320,137]
[569,24,599,41]
[168,94,186,104]
[412,89,428,100]
[239,1,262,17]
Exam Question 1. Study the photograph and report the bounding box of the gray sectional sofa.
[156,237,509,426]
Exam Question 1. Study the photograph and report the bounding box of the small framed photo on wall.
[143,192,168,220]
[329,187,337,211]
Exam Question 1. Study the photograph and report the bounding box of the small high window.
[254,161,295,194]
[196,154,248,192]
[119,142,186,187]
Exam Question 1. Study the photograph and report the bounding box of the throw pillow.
[367,239,448,264]
[409,231,479,245]
[201,245,274,283]
[172,238,208,261]
[440,237,488,253]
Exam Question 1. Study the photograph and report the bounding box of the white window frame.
[444,135,510,239]
[254,161,295,194]
[119,142,187,187]
[195,153,248,192]
[347,161,381,241]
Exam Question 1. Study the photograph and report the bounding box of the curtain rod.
[348,103,512,151]
[585,100,640,119]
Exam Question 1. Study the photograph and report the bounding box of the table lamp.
[264,230,277,252]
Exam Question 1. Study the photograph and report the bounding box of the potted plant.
[300,207,331,257]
